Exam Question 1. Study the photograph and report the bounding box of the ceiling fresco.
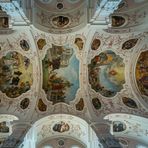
[122,38,139,50]
[42,44,79,105]
[135,50,148,97]
[19,98,30,110]
[34,0,87,33]
[0,51,33,98]
[0,0,148,148]
[122,97,138,109]
[88,50,125,97]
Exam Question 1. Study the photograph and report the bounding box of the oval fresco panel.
[112,16,125,27]
[122,97,138,109]
[42,44,79,104]
[38,99,47,112]
[37,38,46,50]
[74,38,84,50]
[57,3,64,10]
[52,16,69,28]
[136,51,148,96]
[0,122,9,133]
[20,39,30,51]
[0,51,33,98]
[92,98,101,110]
[91,38,101,50]
[113,121,126,132]
[20,98,30,109]
[122,39,138,50]
[52,121,70,133]
[75,98,84,111]
[88,50,125,97]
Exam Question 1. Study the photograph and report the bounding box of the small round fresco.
[20,98,30,109]
[75,38,84,50]
[38,99,47,112]
[57,3,64,9]
[113,121,126,132]
[75,98,84,111]
[122,97,138,109]
[58,139,65,146]
[88,50,125,97]
[91,38,101,50]
[37,38,46,50]
[122,39,138,50]
[92,98,101,110]
[0,51,33,98]
[20,39,30,51]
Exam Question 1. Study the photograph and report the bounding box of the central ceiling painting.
[42,44,79,104]
[88,50,125,97]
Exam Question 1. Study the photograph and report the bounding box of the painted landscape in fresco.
[88,50,125,97]
[136,50,148,96]
[42,44,79,104]
[0,51,33,98]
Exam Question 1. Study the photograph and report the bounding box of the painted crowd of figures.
[53,121,70,133]
[0,51,33,98]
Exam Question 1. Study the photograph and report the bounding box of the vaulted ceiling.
[0,0,148,148]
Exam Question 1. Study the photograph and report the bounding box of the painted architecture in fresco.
[136,50,148,96]
[88,50,125,97]
[42,44,79,104]
[0,51,33,98]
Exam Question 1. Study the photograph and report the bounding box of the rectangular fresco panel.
[42,44,79,104]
